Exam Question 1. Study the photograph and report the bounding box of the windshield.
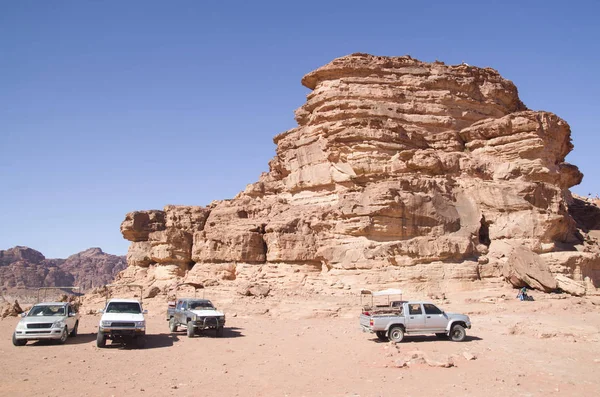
[189,301,214,310]
[28,305,65,317]
[105,302,142,314]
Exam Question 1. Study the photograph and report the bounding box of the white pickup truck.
[360,300,472,342]
[97,298,147,348]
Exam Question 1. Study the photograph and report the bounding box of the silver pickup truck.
[167,298,225,338]
[360,301,471,342]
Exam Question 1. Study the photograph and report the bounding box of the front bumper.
[100,327,145,337]
[14,329,64,340]
[193,318,225,330]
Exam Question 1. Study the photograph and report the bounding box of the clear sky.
[1,1,599,258]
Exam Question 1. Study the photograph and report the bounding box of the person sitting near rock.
[517,286,528,301]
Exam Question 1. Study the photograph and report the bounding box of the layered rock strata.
[119,53,599,296]
[0,246,126,294]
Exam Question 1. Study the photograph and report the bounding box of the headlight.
[52,321,64,328]
[135,321,145,328]
[101,321,111,327]
[16,321,26,330]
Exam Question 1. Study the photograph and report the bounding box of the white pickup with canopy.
[360,288,402,297]
[360,288,403,311]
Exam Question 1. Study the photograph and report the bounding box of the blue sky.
[1,1,599,258]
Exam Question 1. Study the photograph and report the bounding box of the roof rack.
[103,284,144,305]
[36,287,82,304]
[173,282,205,300]
[360,288,403,308]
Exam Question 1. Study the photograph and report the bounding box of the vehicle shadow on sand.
[66,332,98,345]
[103,333,180,350]
[370,334,483,344]
[22,333,97,347]
[171,326,245,339]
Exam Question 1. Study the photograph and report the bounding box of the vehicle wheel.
[70,321,79,337]
[376,331,388,341]
[96,331,106,348]
[187,321,195,338]
[450,324,466,342]
[57,327,68,344]
[388,326,404,343]
[12,333,26,346]
[435,333,447,339]
[136,335,146,349]
[216,326,224,337]
[169,317,178,333]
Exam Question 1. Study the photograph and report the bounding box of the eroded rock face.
[0,246,126,293]
[58,248,127,290]
[120,53,600,296]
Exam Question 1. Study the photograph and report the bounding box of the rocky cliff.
[0,246,126,294]
[119,53,600,297]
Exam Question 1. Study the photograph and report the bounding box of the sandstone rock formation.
[119,53,600,296]
[59,248,128,291]
[0,246,74,290]
[0,246,126,296]
[0,297,24,318]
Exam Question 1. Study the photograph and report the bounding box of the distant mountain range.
[0,246,126,294]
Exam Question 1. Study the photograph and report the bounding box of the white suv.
[97,298,147,348]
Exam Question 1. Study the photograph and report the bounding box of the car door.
[176,300,184,323]
[66,305,76,329]
[423,304,447,331]
[405,303,426,331]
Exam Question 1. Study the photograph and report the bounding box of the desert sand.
[1,288,598,397]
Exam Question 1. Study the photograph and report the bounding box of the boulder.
[1,300,23,318]
[555,274,586,296]
[503,246,557,291]
[237,283,271,297]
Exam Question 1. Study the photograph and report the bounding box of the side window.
[423,304,442,315]
[409,304,422,315]
[176,300,183,310]
[68,305,73,315]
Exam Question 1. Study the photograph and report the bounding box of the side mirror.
[20,312,27,318]
[143,310,148,314]
[97,309,104,314]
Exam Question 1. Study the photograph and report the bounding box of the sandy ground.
[1,290,599,397]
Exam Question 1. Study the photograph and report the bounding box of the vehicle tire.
[388,326,404,343]
[216,326,224,337]
[96,331,106,348]
[12,333,26,346]
[70,321,79,337]
[376,331,388,341]
[450,324,466,342]
[435,333,447,339]
[187,321,195,338]
[57,326,68,344]
[169,317,178,333]
[136,335,146,349]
